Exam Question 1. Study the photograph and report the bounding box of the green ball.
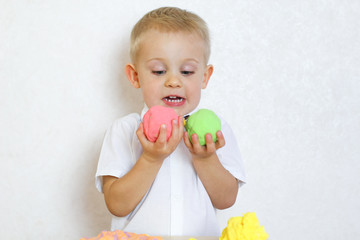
[185,109,221,146]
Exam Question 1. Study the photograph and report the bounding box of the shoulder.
[109,112,141,134]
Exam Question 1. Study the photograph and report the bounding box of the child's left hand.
[184,130,225,160]
[184,130,238,209]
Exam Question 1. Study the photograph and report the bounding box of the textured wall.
[1,0,359,239]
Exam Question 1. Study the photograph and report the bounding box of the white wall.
[1,0,359,239]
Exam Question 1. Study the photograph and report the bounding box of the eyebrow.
[146,58,165,63]
[183,58,200,64]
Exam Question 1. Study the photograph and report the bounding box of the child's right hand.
[103,117,184,217]
[136,116,184,163]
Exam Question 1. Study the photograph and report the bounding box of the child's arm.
[102,117,184,217]
[184,131,239,209]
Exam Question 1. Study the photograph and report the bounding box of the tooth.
[165,98,183,103]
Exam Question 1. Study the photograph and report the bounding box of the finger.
[137,123,150,147]
[171,119,179,139]
[205,133,216,153]
[168,119,179,145]
[178,116,185,136]
[215,130,226,149]
[191,133,203,153]
[156,124,167,145]
[183,131,193,150]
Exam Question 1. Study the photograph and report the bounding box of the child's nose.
[164,74,183,88]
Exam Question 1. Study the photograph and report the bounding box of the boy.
[96,7,245,237]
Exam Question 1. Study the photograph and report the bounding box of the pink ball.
[142,105,179,142]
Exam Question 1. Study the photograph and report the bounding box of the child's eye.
[152,70,166,75]
[181,71,195,76]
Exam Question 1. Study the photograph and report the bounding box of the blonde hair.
[130,7,211,63]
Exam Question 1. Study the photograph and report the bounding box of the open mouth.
[162,95,185,106]
[163,95,184,103]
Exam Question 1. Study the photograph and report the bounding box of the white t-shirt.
[95,106,246,237]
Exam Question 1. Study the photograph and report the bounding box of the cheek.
[142,84,157,96]
[141,81,162,99]
[185,82,202,100]
[192,76,206,90]
[138,73,157,89]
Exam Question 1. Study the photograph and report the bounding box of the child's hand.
[137,116,184,163]
[184,130,225,160]
[184,131,238,209]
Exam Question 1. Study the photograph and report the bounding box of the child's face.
[126,29,213,116]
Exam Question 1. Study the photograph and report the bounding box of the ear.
[201,64,214,89]
[125,63,140,88]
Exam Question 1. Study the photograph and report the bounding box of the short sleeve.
[95,113,141,193]
[216,118,246,186]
